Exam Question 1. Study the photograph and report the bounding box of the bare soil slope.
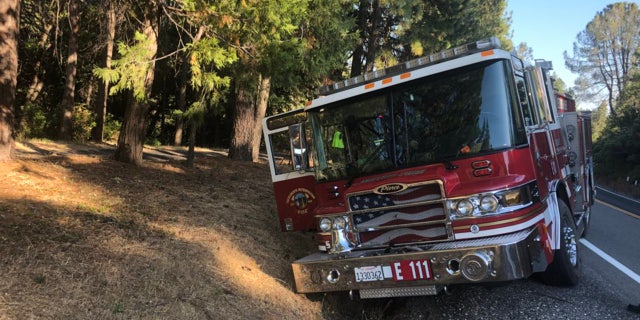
[0,140,324,319]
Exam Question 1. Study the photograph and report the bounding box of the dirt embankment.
[0,140,332,319]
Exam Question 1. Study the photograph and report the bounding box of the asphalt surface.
[326,187,640,320]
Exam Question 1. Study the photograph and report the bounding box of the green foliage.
[564,2,640,114]
[103,113,122,142]
[181,0,357,119]
[16,102,48,140]
[590,101,608,142]
[301,0,357,80]
[18,0,520,148]
[93,32,156,102]
[515,42,534,66]
[552,73,567,94]
[351,0,512,76]
[230,0,311,82]
[111,302,125,314]
[178,32,235,131]
[593,70,640,179]
[145,137,162,147]
[189,37,236,99]
[593,104,640,178]
[71,104,96,143]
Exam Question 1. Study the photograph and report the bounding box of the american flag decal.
[348,183,442,210]
[347,182,451,248]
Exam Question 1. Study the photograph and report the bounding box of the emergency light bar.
[318,37,501,96]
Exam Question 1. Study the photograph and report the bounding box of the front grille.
[347,181,452,248]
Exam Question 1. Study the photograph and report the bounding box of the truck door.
[262,109,317,231]
[520,65,562,200]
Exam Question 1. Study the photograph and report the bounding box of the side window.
[268,123,312,175]
[269,129,295,174]
[526,67,556,125]
[515,75,535,126]
[525,70,548,126]
[289,124,311,170]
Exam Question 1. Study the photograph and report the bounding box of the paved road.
[329,187,640,319]
[582,187,640,308]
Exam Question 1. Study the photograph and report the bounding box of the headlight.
[319,216,349,232]
[319,218,332,232]
[479,195,499,212]
[333,217,346,230]
[502,189,524,206]
[447,183,537,220]
[455,199,474,216]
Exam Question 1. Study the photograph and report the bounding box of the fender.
[543,191,561,250]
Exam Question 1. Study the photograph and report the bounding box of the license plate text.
[354,266,384,282]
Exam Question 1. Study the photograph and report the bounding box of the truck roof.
[306,37,508,111]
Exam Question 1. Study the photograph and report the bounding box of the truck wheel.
[581,177,594,237]
[588,178,595,206]
[581,205,591,237]
[540,199,580,286]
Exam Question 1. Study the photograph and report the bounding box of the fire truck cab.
[262,37,594,299]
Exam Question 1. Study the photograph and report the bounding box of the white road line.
[580,238,640,285]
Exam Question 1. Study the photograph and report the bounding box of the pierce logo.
[374,183,408,194]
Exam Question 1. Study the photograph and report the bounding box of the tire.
[581,173,594,236]
[581,204,591,237]
[540,199,580,286]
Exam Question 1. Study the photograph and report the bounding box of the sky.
[507,0,640,88]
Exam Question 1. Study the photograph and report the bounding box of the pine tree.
[0,0,20,161]
[565,2,640,116]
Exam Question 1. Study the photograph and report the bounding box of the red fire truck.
[262,37,594,299]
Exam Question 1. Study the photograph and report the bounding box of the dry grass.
[0,140,324,319]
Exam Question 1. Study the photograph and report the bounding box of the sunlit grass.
[0,140,323,319]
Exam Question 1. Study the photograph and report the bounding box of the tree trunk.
[114,96,148,164]
[173,62,187,145]
[84,77,93,110]
[251,76,270,162]
[350,0,369,77]
[0,0,19,161]
[59,0,80,140]
[186,118,196,167]
[364,0,382,74]
[229,74,270,163]
[174,50,190,146]
[0,0,20,161]
[228,81,255,161]
[25,12,53,104]
[174,26,205,146]
[114,11,158,165]
[92,0,116,142]
[350,44,365,78]
[26,66,45,103]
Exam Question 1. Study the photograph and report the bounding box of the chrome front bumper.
[292,227,548,298]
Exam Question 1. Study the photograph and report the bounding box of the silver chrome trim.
[292,227,547,296]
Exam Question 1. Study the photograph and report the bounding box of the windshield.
[310,60,525,181]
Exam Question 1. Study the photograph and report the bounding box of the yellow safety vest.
[332,131,344,148]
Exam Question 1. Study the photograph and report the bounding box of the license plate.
[391,259,432,281]
[354,266,384,282]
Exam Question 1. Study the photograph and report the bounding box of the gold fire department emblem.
[286,188,316,214]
